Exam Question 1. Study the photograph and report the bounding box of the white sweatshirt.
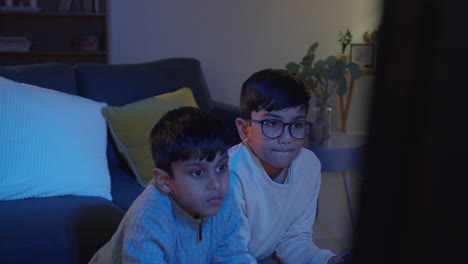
[229,143,335,264]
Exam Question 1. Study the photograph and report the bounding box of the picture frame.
[350,44,375,68]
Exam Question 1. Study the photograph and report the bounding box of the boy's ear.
[235,118,250,143]
[152,168,172,194]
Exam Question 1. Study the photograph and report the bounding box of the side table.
[307,132,366,230]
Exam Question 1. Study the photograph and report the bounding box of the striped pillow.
[0,76,111,201]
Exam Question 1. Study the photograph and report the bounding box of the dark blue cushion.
[110,167,145,211]
[106,130,124,169]
[0,196,124,264]
[74,57,214,112]
[0,63,77,95]
[212,100,242,144]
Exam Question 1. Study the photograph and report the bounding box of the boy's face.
[237,106,307,179]
[153,153,230,217]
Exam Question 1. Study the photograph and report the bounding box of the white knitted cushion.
[0,76,112,201]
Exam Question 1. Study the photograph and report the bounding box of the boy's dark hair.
[149,106,232,178]
[240,69,311,119]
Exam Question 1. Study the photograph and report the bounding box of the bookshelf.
[0,0,107,66]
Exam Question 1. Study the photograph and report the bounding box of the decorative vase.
[309,104,332,144]
[339,53,348,63]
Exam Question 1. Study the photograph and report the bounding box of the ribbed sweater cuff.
[311,249,335,264]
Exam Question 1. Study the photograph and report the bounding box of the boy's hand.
[328,249,352,264]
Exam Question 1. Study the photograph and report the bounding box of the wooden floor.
[313,171,361,254]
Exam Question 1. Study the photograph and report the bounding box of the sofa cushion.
[0,76,112,201]
[0,63,77,95]
[212,100,242,144]
[74,58,213,112]
[109,166,145,211]
[0,196,124,264]
[101,87,198,186]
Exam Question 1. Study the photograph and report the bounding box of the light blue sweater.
[89,177,255,264]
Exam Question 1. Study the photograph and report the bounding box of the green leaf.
[325,56,338,65]
[286,62,300,74]
[318,62,330,75]
[307,42,319,53]
[336,59,346,68]
[347,62,360,71]
[332,62,346,77]
[302,54,314,66]
[347,63,363,79]
[329,67,342,81]
[307,79,317,89]
[309,53,315,62]
[285,40,362,102]
[300,65,312,79]
[298,71,308,80]
[316,76,326,86]
[336,78,348,95]
[315,59,324,67]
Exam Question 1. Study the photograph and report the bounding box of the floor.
[312,170,362,254]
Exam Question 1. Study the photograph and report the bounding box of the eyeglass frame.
[247,118,312,140]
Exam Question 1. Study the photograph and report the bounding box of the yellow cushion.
[102,87,199,186]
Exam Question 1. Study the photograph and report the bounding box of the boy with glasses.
[229,69,349,264]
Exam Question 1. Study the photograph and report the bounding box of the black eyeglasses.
[248,119,312,140]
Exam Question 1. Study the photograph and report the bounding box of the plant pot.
[309,104,332,144]
[339,53,348,63]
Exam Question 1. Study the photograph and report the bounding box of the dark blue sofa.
[0,58,241,264]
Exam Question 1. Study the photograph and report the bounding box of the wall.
[108,0,382,133]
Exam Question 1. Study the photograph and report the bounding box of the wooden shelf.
[0,50,106,56]
[362,67,375,75]
[0,51,107,66]
[0,12,106,18]
[0,1,107,66]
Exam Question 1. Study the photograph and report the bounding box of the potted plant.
[286,42,362,142]
[338,28,353,61]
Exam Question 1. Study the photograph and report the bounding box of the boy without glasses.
[90,106,255,264]
[229,69,349,264]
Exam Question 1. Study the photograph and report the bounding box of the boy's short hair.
[149,106,232,178]
[240,69,311,119]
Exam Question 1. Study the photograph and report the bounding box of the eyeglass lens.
[261,120,310,139]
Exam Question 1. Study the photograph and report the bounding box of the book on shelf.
[0,6,41,12]
[94,0,101,12]
[0,36,32,52]
[58,0,73,12]
[57,0,101,13]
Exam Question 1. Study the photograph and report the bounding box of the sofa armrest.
[211,100,241,145]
